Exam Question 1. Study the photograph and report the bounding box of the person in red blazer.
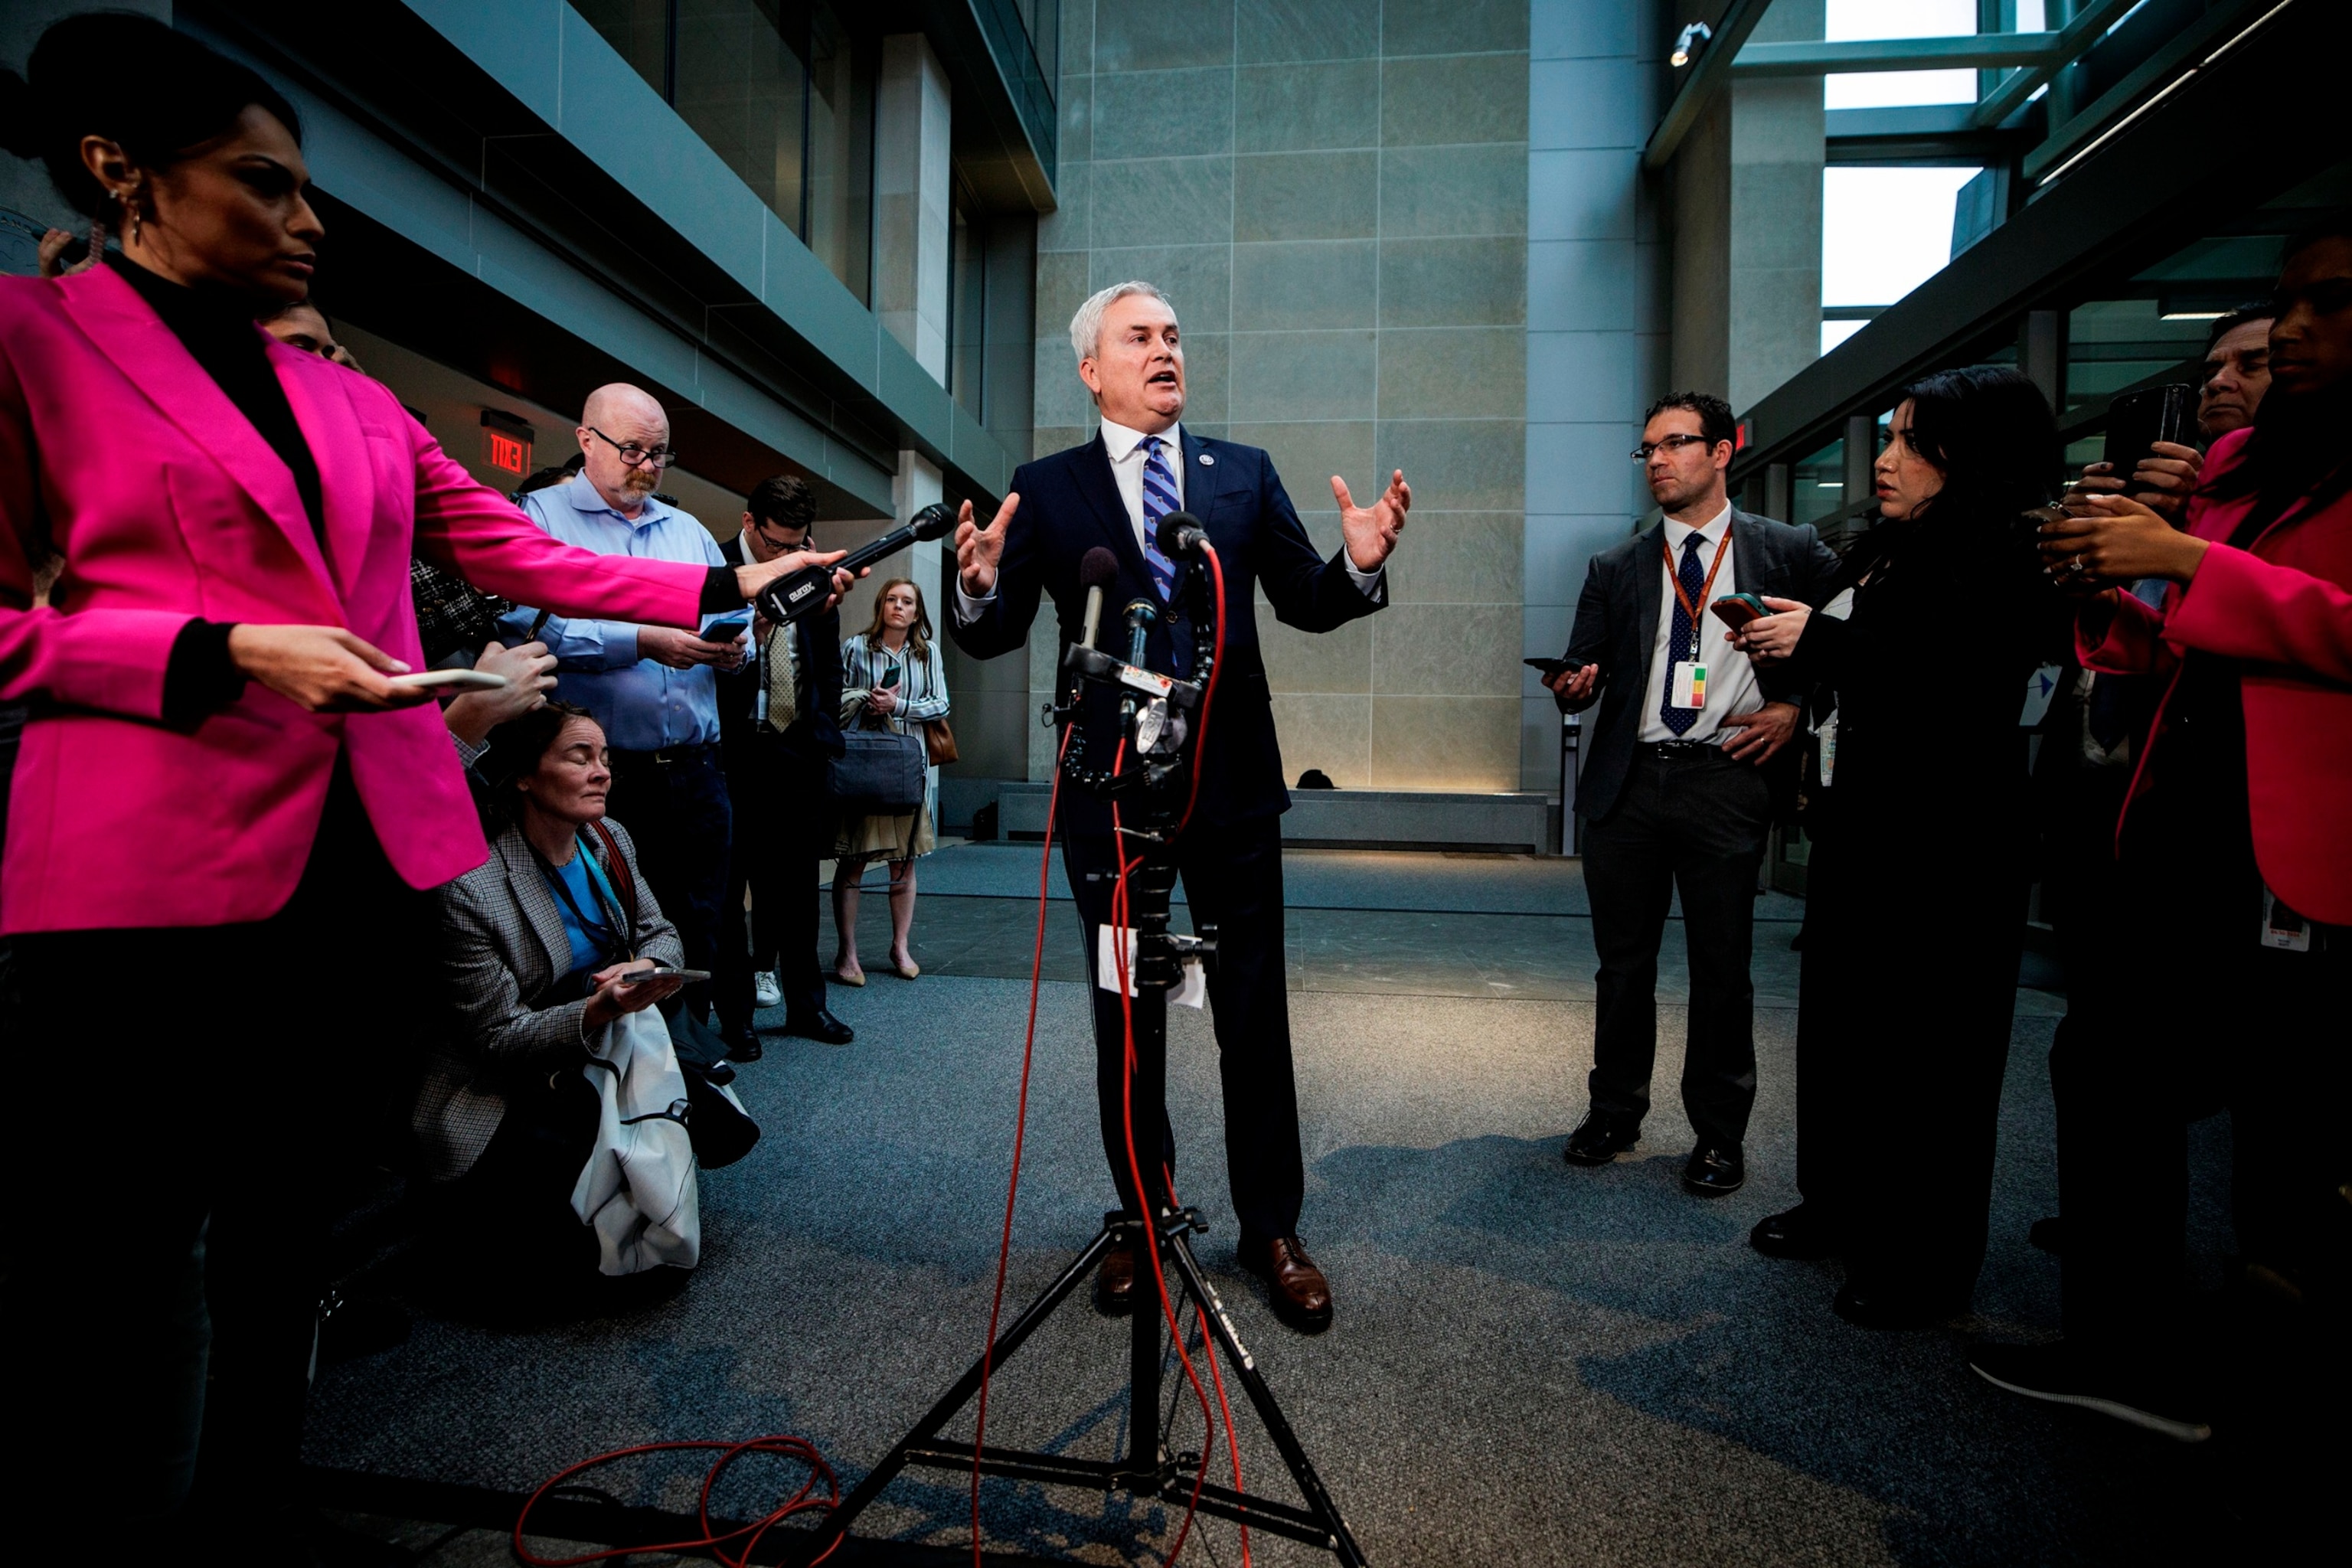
[0,18,845,1551]
[1970,214,2352,1443]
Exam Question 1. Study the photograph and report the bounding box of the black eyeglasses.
[1630,433,1716,462]
[586,426,679,469]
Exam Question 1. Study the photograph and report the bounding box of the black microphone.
[1078,546,1119,650]
[1154,510,1207,561]
[754,501,956,626]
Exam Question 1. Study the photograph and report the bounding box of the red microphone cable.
[1161,1158,1252,1568]
[1175,540,1230,835]
[969,719,1076,1566]
[513,1435,840,1568]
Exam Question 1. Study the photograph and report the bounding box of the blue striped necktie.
[1660,533,1707,737]
[1140,436,1181,603]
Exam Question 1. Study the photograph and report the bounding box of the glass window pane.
[2064,299,2207,420]
[573,0,670,96]
[805,5,874,302]
[949,200,986,417]
[674,0,808,237]
[1824,0,1980,110]
[1792,437,1848,531]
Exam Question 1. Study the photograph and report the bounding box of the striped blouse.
[838,634,950,734]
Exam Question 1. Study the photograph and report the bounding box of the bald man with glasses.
[502,383,748,1025]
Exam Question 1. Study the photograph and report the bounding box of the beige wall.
[1025,0,1530,792]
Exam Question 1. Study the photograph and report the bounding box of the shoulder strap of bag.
[583,822,641,944]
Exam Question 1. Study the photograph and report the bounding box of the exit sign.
[480,409,534,477]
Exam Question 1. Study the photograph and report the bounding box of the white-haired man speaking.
[950,282,1410,1332]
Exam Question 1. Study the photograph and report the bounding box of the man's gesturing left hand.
[1720,701,1800,764]
[1334,469,1411,572]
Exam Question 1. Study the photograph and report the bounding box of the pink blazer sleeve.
[2164,541,2352,684]
[401,414,708,628]
[2076,590,2174,680]
[0,337,188,720]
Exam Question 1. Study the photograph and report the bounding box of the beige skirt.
[834,795,935,862]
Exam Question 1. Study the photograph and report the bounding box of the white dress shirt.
[956,416,1384,623]
[1635,500,1768,745]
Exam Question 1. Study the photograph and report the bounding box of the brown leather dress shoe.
[1238,1233,1334,1333]
[1095,1243,1136,1315]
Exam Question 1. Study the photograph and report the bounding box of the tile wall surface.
[1027,0,1536,791]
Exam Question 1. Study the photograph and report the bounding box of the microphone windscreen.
[1080,547,1121,590]
[909,501,956,541]
[1155,511,1207,560]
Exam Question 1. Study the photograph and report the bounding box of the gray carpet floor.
[308,897,2270,1566]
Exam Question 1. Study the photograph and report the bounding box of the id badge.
[2260,885,2311,952]
[1670,661,1707,710]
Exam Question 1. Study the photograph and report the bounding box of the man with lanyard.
[714,475,855,1054]
[502,384,744,1028]
[1546,392,1838,1197]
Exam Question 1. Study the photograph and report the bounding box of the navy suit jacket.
[1559,508,1839,822]
[951,429,1385,835]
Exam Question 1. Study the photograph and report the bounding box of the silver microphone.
[1078,546,1120,650]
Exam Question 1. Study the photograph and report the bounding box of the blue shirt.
[547,853,613,976]
[502,475,730,751]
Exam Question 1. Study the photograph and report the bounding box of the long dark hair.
[1894,364,2058,522]
[1,14,304,225]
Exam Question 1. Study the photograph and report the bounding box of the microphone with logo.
[754,501,958,627]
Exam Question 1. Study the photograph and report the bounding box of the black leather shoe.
[1561,1111,1639,1167]
[722,1030,763,1063]
[1682,1143,1744,1197]
[1749,1204,1840,1260]
[1832,1279,1968,1331]
[1095,1244,1136,1315]
[783,1009,854,1044]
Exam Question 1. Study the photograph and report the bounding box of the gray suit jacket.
[412,818,683,1182]
[1558,508,1840,822]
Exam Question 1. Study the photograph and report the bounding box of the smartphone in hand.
[615,966,710,985]
[1710,593,1770,632]
[1524,657,1586,678]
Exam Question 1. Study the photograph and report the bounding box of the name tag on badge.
[1671,661,1707,710]
[2261,885,2311,952]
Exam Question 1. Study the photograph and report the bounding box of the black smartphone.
[1524,657,1584,677]
[2101,384,2195,482]
[880,665,903,688]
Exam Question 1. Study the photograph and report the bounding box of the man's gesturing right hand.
[1544,662,1599,708]
[955,492,1021,597]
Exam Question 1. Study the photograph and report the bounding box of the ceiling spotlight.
[1671,21,1712,69]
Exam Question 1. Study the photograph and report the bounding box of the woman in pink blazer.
[1971,215,2352,1442]
[0,18,844,1550]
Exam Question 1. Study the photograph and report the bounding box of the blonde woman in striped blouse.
[830,577,949,982]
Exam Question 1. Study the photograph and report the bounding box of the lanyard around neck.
[1664,523,1733,626]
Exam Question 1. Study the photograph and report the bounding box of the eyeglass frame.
[584,426,680,469]
[1628,433,1724,462]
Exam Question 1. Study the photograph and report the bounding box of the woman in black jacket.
[1736,366,2070,1328]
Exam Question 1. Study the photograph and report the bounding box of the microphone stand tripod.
[794,579,1367,1567]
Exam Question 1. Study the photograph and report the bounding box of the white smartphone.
[614,966,710,985]
[388,668,511,693]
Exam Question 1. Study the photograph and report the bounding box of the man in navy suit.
[950,281,1410,1331]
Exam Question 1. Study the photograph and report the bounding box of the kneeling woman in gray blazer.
[413,702,686,1289]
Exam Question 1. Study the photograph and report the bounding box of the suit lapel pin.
[1198,452,1214,466]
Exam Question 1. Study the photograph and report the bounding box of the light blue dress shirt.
[501,475,728,752]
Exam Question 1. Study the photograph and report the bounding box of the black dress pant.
[2056,816,2349,1364]
[5,769,432,1535]
[606,743,731,1018]
[714,735,832,1032]
[1061,815,1304,1241]
[1581,745,1772,1149]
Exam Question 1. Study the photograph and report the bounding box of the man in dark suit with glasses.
[1546,391,1838,1197]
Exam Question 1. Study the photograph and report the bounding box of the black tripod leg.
[1163,1233,1370,1567]
[1130,1237,1162,1481]
[796,1224,1125,1563]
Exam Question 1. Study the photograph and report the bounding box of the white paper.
[1096,925,1207,1008]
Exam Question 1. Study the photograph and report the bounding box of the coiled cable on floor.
[512,1435,839,1568]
